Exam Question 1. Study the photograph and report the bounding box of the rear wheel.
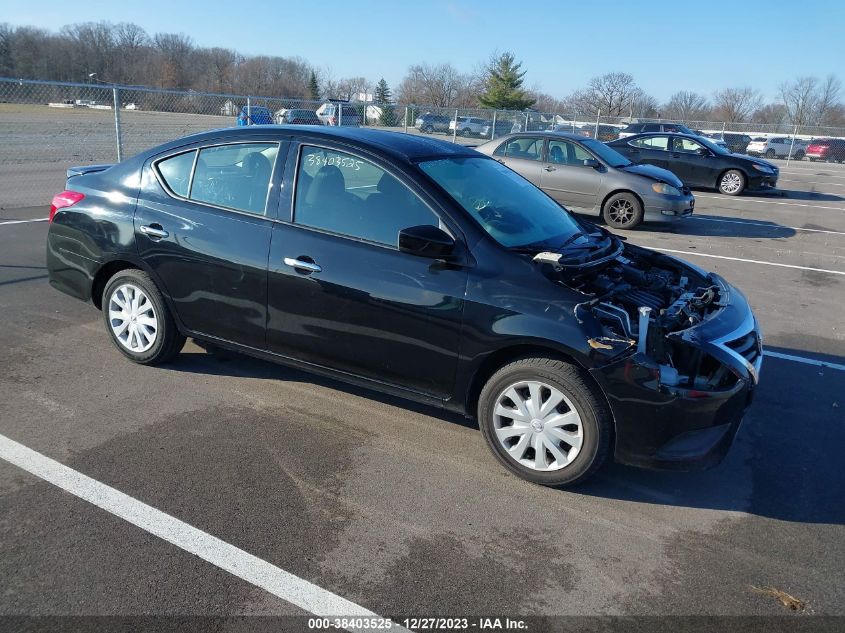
[102,269,185,365]
[461,128,472,137]
[718,169,745,196]
[794,150,805,161]
[602,192,644,229]
[765,149,776,159]
[478,357,612,487]
[422,124,433,133]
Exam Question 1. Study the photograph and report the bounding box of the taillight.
[49,190,85,222]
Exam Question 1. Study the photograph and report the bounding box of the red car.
[805,138,845,162]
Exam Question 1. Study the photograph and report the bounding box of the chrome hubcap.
[609,199,634,224]
[108,283,157,353]
[721,172,742,193]
[493,380,583,472]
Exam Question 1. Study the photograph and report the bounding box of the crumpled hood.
[620,163,684,188]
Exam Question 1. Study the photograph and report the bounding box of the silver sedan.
[475,132,695,229]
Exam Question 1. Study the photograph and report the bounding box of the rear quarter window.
[155,150,196,197]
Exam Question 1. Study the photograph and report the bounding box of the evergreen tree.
[308,71,320,101]
[478,52,535,110]
[375,78,397,126]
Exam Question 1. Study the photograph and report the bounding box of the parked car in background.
[236,106,273,126]
[46,126,761,487]
[476,132,694,229]
[617,122,696,139]
[607,133,779,195]
[746,137,807,160]
[479,119,515,138]
[449,116,489,136]
[705,133,752,154]
[278,109,322,125]
[316,102,361,127]
[805,138,845,162]
[576,125,621,141]
[414,113,452,133]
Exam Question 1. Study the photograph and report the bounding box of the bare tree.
[779,76,818,126]
[815,74,842,124]
[752,103,787,125]
[662,91,710,121]
[565,72,653,117]
[396,63,465,107]
[711,87,761,122]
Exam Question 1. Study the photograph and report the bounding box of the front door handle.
[139,224,169,239]
[283,257,322,273]
[543,166,557,172]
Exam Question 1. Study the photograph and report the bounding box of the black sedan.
[607,133,779,195]
[46,126,762,487]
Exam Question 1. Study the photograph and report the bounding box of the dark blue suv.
[236,106,273,126]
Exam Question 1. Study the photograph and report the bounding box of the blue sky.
[2,0,843,101]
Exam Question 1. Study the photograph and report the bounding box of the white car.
[449,116,488,137]
[746,137,807,160]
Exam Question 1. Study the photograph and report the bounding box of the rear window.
[155,150,196,197]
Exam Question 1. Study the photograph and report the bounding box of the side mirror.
[583,158,601,169]
[399,225,456,259]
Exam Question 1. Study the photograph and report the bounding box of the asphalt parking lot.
[1,154,844,631]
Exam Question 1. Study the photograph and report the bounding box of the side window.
[674,137,704,153]
[190,143,278,215]
[548,140,592,165]
[630,136,669,151]
[156,150,196,197]
[643,123,659,132]
[501,137,544,161]
[294,146,439,247]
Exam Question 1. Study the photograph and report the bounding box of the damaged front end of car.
[534,238,762,470]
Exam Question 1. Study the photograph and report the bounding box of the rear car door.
[135,138,284,348]
[541,138,602,211]
[492,136,544,184]
[266,142,468,398]
[626,135,671,170]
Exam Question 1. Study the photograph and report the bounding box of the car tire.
[765,149,776,159]
[794,150,805,161]
[422,124,433,133]
[602,192,644,230]
[809,157,818,162]
[102,269,185,365]
[478,357,612,488]
[461,128,472,137]
[718,169,745,196]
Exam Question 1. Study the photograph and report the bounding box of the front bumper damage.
[589,274,762,470]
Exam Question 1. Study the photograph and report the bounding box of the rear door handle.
[283,257,322,273]
[139,224,169,239]
[543,165,556,172]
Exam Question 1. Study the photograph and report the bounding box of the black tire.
[461,128,472,137]
[809,157,818,162]
[765,149,776,159]
[422,124,433,133]
[602,192,644,230]
[101,269,185,365]
[478,357,612,488]
[794,150,805,161]
[717,169,746,196]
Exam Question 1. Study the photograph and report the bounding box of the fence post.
[786,124,798,167]
[246,96,251,125]
[571,115,575,132]
[112,85,123,162]
[594,110,600,139]
[404,106,408,133]
[452,109,458,143]
[491,110,497,140]
[524,112,529,132]
[338,102,343,127]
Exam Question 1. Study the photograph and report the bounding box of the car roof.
[144,125,480,162]
[495,131,589,142]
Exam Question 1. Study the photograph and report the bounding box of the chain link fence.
[3,77,845,210]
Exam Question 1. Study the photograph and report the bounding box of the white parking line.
[0,433,393,629]
[764,351,845,372]
[690,216,845,236]
[778,178,845,187]
[0,218,49,225]
[695,195,845,211]
[654,248,845,276]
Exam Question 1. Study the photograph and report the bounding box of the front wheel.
[478,357,612,487]
[765,149,776,159]
[460,128,472,137]
[718,169,745,196]
[102,269,185,365]
[602,192,644,229]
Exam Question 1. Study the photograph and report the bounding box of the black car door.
[266,141,468,398]
[135,137,286,348]
[668,136,710,186]
[625,135,671,170]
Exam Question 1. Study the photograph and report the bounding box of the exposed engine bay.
[534,242,738,391]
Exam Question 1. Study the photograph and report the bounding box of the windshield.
[581,139,631,168]
[418,157,583,249]
[696,135,731,155]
